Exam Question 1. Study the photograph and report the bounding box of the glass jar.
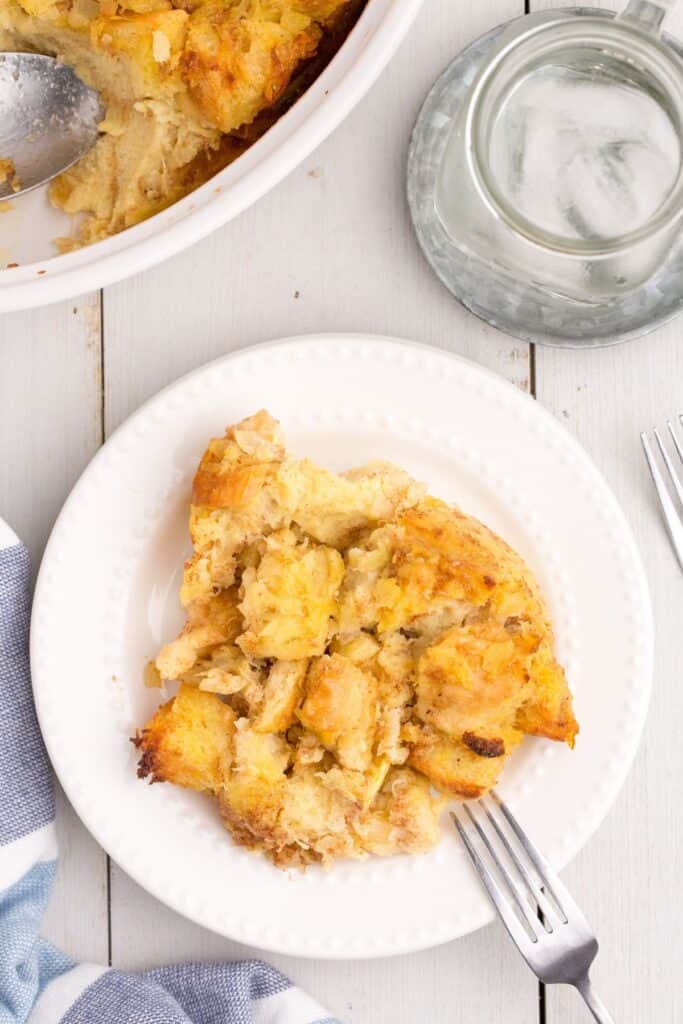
[435,1,683,303]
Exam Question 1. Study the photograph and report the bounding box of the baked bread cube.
[238,534,344,659]
[405,722,520,800]
[136,683,235,792]
[298,654,377,771]
[352,768,444,856]
[182,1,321,133]
[253,659,308,733]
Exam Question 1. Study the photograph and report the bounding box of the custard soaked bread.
[0,0,361,247]
[136,411,577,868]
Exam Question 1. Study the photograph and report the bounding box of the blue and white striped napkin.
[0,522,339,1024]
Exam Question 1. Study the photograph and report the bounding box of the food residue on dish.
[0,157,21,194]
[0,0,365,250]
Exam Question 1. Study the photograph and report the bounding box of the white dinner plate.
[31,334,653,959]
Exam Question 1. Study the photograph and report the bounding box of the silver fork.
[641,418,683,571]
[451,794,614,1023]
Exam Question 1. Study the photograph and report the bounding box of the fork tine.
[641,432,683,572]
[450,812,538,949]
[654,429,683,507]
[462,805,542,940]
[492,795,600,939]
[667,420,683,466]
[492,794,576,920]
[480,797,564,926]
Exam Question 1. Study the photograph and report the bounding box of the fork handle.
[575,975,616,1024]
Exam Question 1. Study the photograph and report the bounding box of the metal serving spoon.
[0,52,102,200]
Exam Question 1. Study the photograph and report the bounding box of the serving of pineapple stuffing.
[135,410,578,869]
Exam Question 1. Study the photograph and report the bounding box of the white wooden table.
[1,1,682,1020]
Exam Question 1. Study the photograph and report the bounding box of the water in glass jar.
[484,50,681,244]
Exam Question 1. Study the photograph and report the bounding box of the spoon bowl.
[0,52,102,200]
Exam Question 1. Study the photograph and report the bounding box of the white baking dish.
[0,0,423,312]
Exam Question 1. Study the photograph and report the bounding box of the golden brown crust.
[191,409,286,507]
[182,2,322,134]
[136,684,235,791]
[414,617,538,741]
[193,460,280,510]
[298,654,377,771]
[405,723,517,799]
[516,643,578,746]
[137,410,577,868]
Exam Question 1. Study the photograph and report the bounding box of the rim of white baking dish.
[0,1,425,312]
[30,334,654,958]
